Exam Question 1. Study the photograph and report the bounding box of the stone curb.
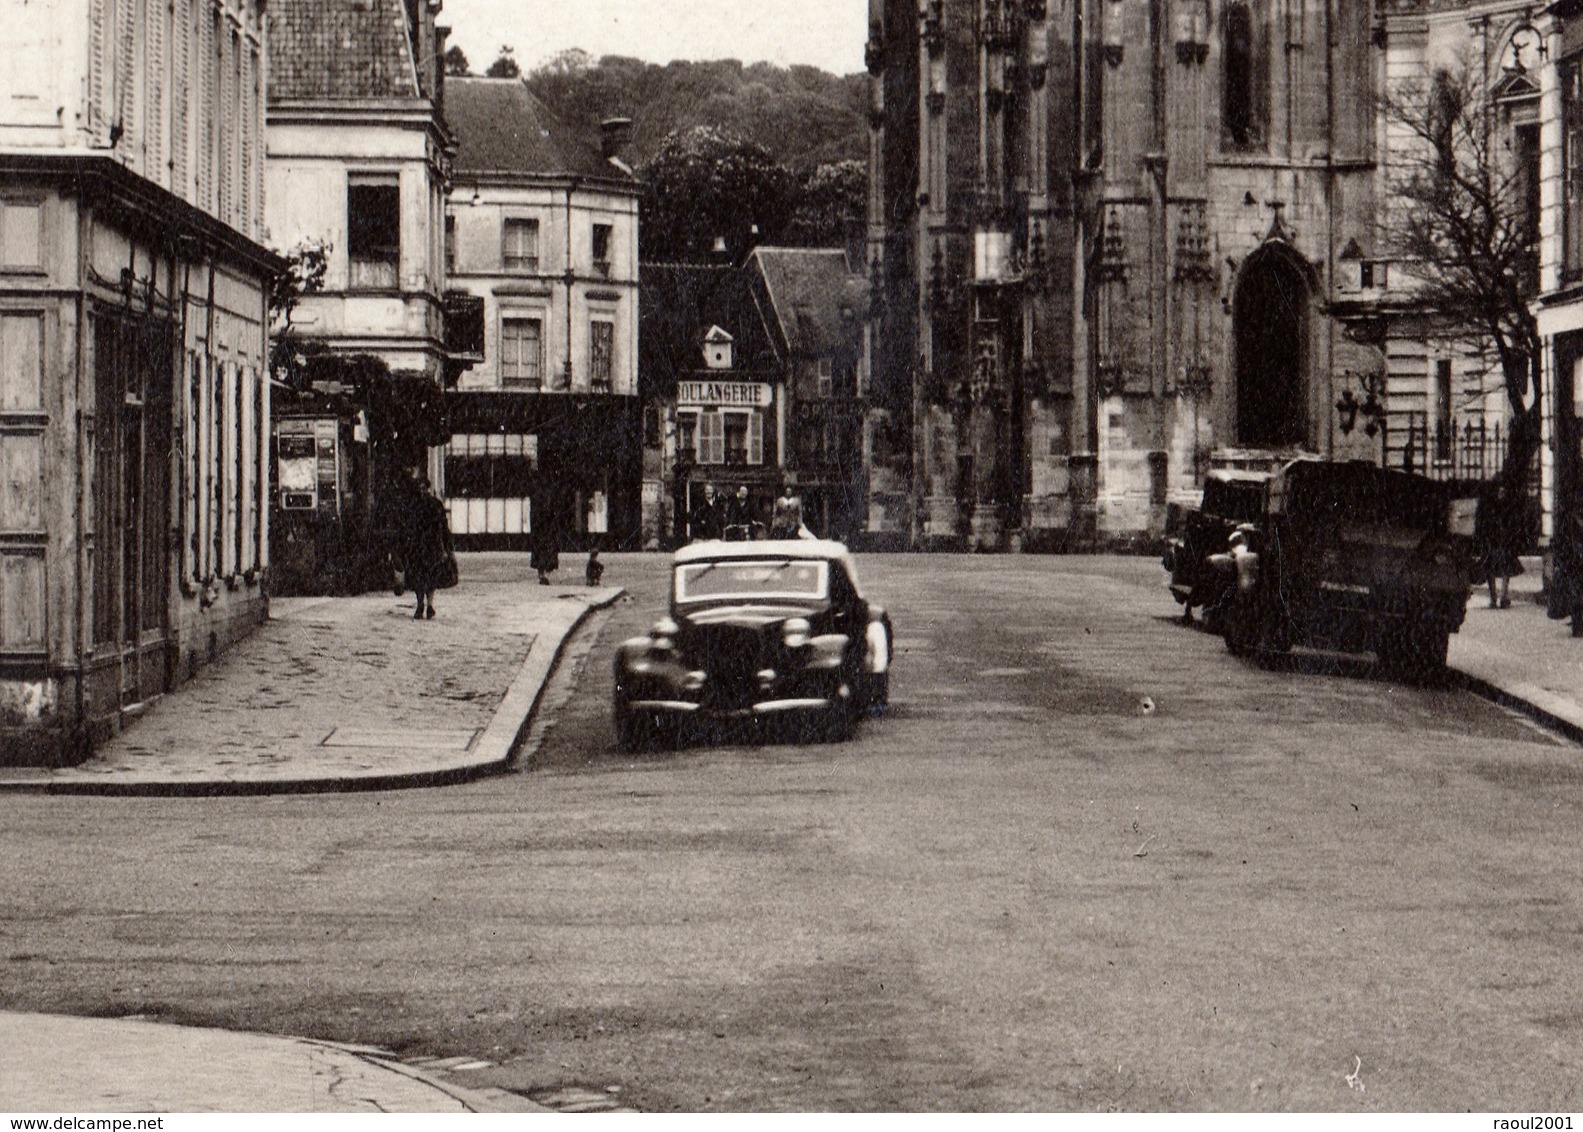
[305,1042,554,1113]
[0,587,624,798]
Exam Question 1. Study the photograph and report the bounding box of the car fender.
[864,617,891,674]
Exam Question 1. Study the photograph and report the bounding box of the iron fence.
[1399,412,1531,485]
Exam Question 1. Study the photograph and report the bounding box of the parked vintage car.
[1206,458,1478,679]
[613,539,894,750]
[1161,468,1271,621]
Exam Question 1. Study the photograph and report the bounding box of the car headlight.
[783,617,811,648]
[651,617,679,652]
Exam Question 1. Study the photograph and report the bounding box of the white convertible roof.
[674,538,852,564]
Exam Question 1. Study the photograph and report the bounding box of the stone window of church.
[1221,1,1267,151]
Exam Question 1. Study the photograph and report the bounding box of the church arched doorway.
[1233,247,1310,448]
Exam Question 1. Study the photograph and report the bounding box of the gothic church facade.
[866,0,1381,548]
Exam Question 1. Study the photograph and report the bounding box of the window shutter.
[172,0,189,195]
[748,413,763,465]
[700,412,724,464]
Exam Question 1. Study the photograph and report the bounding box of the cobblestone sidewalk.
[0,581,622,793]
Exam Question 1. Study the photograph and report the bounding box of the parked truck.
[1206,459,1479,680]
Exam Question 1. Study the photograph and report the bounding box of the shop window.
[500,317,542,389]
[348,175,399,290]
[677,413,697,461]
[444,432,538,497]
[503,218,539,272]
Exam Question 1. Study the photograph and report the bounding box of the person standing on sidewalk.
[399,475,453,619]
[1476,485,1525,609]
[531,508,560,585]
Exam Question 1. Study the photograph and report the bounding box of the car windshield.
[675,559,829,603]
[1203,479,1267,523]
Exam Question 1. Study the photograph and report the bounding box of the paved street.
[3,552,1582,1111]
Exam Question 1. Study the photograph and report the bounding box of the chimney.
[600,117,634,160]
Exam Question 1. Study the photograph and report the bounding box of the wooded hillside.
[518,51,868,170]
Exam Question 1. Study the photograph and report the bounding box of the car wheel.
[613,695,646,752]
[821,684,856,743]
[1378,623,1449,683]
[1222,595,1287,659]
[857,622,891,712]
[613,686,667,753]
[1221,600,1257,657]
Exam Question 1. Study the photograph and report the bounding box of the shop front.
[672,378,781,541]
[442,392,642,551]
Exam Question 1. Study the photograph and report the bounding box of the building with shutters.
[0,0,279,762]
[638,249,875,546]
[864,0,1382,548]
[263,0,460,593]
[440,77,642,550]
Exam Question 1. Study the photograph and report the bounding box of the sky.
[439,0,870,76]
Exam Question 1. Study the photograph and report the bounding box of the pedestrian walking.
[531,514,560,585]
[397,475,453,620]
[1476,486,1525,609]
[585,549,604,586]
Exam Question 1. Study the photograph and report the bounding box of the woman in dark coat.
[400,476,452,619]
[1476,486,1525,610]
[531,509,560,585]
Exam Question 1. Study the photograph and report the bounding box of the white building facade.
[0,0,278,762]
[441,78,641,549]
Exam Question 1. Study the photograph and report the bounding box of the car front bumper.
[626,696,837,718]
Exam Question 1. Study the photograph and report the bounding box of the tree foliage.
[268,239,330,388]
[639,127,793,263]
[442,44,470,77]
[523,54,865,170]
[786,159,867,252]
[1382,57,1540,500]
[485,46,520,79]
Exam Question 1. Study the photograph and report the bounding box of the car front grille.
[689,623,771,708]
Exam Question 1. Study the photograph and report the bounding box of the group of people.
[686,484,815,543]
[686,484,757,542]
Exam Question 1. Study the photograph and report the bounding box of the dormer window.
[702,325,734,370]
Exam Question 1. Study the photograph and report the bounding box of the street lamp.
[1336,369,1387,445]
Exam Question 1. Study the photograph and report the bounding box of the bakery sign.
[677,380,771,407]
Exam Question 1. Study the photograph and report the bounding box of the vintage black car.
[612,540,894,750]
[1206,458,1478,678]
[1162,469,1271,620]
